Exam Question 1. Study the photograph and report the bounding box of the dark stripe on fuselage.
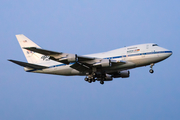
[104,51,172,59]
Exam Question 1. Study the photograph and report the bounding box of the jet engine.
[96,74,113,81]
[104,74,113,81]
[113,70,130,78]
[101,59,111,67]
[93,59,111,67]
[67,54,77,62]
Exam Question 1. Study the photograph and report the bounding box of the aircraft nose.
[166,51,173,58]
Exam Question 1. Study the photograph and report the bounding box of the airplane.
[9,34,172,84]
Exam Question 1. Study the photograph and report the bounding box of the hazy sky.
[1,0,180,120]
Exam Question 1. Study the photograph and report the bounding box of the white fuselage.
[30,43,172,75]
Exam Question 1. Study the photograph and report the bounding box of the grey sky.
[0,0,180,120]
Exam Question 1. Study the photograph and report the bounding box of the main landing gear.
[84,72,105,85]
[149,63,154,74]
[84,77,94,83]
[100,81,104,85]
[85,77,105,85]
[84,73,96,83]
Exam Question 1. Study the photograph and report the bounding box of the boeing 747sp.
[9,34,172,84]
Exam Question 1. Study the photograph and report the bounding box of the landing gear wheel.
[84,77,88,81]
[100,81,104,85]
[149,69,154,74]
[88,79,92,83]
[149,63,155,74]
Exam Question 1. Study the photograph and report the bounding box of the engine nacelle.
[101,59,111,67]
[113,70,130,78]
[93,59,112,67]
[67,54,77,62]
[105,74,113,81]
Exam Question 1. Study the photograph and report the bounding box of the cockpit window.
[152,44,158,46]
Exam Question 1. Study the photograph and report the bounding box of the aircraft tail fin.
[16,34,48,64]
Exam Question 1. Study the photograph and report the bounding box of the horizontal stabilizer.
[8,59,48,69]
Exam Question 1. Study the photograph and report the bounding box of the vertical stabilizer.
[16,34,44,64]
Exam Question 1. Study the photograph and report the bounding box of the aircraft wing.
[8,59,48,69]
[70,62,90,71]
[23,47,96,64]
[23,47,62,55]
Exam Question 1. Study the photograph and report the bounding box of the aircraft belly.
[41,65,86,75]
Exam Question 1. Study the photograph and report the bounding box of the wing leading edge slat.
[23,47,62,55]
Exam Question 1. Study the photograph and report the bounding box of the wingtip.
[8,59,16,64]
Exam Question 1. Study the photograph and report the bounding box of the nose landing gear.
[149,69,154,73]
[149,63,154,74]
